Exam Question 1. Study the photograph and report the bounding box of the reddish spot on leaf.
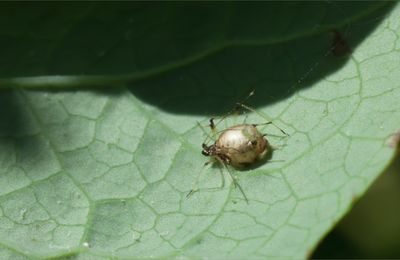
[388,130,400,149]
[331,30,351,57]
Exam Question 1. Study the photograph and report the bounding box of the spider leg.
[215,157,249,204]
[186,161,213,198]
[237,103,289,136]
[206,91,255,137]
[197,121,216,145]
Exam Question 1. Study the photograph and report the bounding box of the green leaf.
[0,2,399,259]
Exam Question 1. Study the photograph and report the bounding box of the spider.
[187,91,288,203]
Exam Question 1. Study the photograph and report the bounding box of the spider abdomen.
[216,124,268,167]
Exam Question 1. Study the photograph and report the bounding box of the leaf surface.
[0,2,399,259]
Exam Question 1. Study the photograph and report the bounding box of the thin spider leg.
[266,159,286,163]
[218,163,226,190]
[269,143,287,151]
[237,103,289,136]
[197,121,216,145]
[186,161,212,198]
[198,118,222,144]
[243,113,249,124]
[216,157,249,204]
[253,121,272,127]
[208,118,219,140]
[211,90,256,131]
[262,133,287,139]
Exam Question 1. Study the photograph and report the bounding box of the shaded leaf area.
[0,2,399,260]
[0,2,388,85]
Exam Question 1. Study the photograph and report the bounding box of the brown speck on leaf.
[388,130,400,149]
[331,29,351,57]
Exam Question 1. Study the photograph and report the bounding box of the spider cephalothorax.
[201,142,231,164]
[201,143,215,157]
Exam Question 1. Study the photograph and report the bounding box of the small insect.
[187,91,288,202]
